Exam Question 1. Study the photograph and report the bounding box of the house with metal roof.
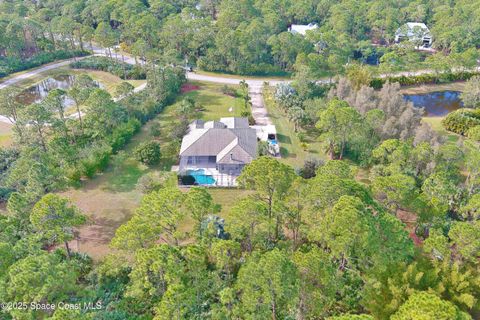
[395,22,432,48]
[178,117,257,186]
[288,23,318,36]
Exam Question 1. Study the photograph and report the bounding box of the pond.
[16,74,101,107]
[403,91,463,117]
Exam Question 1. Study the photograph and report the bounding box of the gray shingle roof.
[180,117,257,164]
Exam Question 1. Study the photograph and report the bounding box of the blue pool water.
[269,139,278,145]
[186,169,216,185]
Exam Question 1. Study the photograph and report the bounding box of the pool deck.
[172,166,239,187]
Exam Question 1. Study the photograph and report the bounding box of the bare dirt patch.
[397,209,422,246]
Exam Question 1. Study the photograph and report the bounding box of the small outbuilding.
[395,22,432,48]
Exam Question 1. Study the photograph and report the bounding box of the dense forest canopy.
[1,0,480,75]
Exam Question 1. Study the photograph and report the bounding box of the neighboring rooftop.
[398,22,429,34]
[288,23,318,36]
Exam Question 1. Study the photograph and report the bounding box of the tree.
[238,157,295,241]
[345,63,374,90]
[115,81,135,98]
[461,76,480,109]
[314,195,374,269]
[460,194,480,221]
[68,74,97,132]
[227,197,269,253]
[0,254,80,319]
[293,247,338,319]
[0,87,22,124]
[30,194,86,257]
[126,244,183,303]
[372,173,418,213]
[316,99,362,159]
[283,176,309,248]
[111,213,163,251]
[134,187,185,246]
[236,249,299,320]
[0,242,15,277]
[448,221,480,266]
[43,89,70,141]
[210,239,241,280]
[328,315,373,320]
[20,101,54,152]
[391,291,470,320]
[94,21,117,58]
[134,141,161,165]
[287,106,305,132]
[184,187,215,238]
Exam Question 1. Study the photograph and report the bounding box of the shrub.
[298,158,324,179]
[79,144,112,178]
[149,122,161,137]
[220,85,237,97]
[136,172,177,193]
[180,175,196,185]
[370,71,480,89]
[71,56,146,80]
[467,125,480,141]
[297,132,307,142]
[108,119,141,153]
[134,141,161,165]
[442,109,480,135]
[257,141,269,156]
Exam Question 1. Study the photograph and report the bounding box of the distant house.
[288,23,318,36]
[178,117,257,186]
[395,22,432,48]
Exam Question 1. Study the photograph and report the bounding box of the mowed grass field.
[61,81,252,260]
[181,81,245,120]
[263,88,327,168]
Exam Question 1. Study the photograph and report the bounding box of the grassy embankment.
[62,81,251,260]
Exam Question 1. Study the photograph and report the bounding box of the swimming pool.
[186,169,216,185]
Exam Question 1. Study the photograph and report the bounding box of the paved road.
[0,51,283,125]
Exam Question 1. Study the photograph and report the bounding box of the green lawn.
[264,88,327,168]
[177,81,245,120]
[422,117,460,144]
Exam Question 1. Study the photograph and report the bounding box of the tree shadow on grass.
[104,155,147,193]
[280,146,296,158]
[277,133,292,144]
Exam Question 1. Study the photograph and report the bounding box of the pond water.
[403,91,463,117]
[16,74,101,107]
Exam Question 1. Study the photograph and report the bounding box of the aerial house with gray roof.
[178,117,257,186]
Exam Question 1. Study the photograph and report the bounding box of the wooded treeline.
[1,0,480,75]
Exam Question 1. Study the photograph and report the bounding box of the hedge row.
[71,56,146,80]
[442,108,480,135]
[370,71,480,89]
[0,50,89,78]
[67,67,185,184]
